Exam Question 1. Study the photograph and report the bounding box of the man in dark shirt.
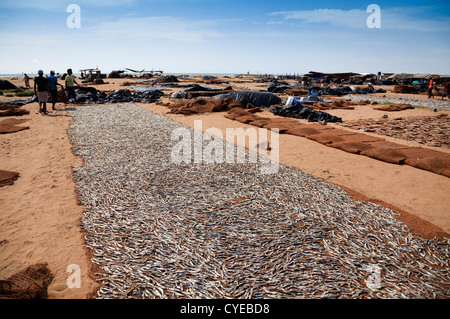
[34,70,50,114]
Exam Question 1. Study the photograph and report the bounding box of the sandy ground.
[0,97,98,298]
[0,75,449,299]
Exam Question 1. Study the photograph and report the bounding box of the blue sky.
[0,0,449,75]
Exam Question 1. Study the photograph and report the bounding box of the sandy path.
[0,101,99,298]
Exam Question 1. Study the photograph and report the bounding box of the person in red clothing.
[23,73,31,88]
[428,78,434,99]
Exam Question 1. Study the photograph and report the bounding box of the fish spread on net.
[68,103,449,299]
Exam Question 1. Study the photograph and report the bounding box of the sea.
[0,73,82,78]
[1,74,30,78]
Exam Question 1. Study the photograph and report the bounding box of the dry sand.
[0,75,449,299]
[0,97,99,298]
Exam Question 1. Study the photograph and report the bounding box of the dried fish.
[68,104,450,299]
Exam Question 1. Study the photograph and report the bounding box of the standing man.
[34,70,49,115]
[48,70,63,110]
[428,78,434,99]
[65,68,79,103]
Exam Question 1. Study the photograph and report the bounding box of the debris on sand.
[0,170,20,186]
[0,263,53,299]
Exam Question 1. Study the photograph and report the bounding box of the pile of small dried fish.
[344,94,450,111]
[68,104,449,299]
[340,115,450,149]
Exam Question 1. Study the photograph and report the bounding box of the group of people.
[32,69,79,115]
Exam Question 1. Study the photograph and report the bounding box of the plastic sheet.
[214,90,281,108]
[287,95,333,105]
[270,103,343,123]
[73,88,164,104]
[0,79,19,90]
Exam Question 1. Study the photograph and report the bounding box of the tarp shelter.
[387,73,435,81]
[124,68,145,74]
[410,74,431,79]
[351,73,375,79]
[108,70,125,78]
[0,79,19,90]
[387,73,414,80]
